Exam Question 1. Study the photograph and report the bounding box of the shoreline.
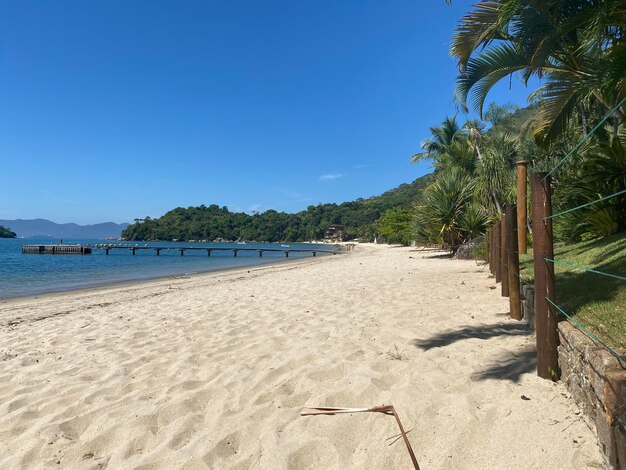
[0,248,342,304]
[0,251,338,323]
[0,244,604,468]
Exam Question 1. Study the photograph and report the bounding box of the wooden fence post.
[531,172,559,381]
[506,204,522,320]
[494,220,502,283]
[501,212,509,297]
[489,227,496,274]
[516,161,529,254]
[486,227,490,267]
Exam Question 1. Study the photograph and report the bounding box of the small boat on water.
[281,244,290,248]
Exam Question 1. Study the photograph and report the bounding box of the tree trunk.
[492,191,502,214]
[578,104,588,135]
[593,91,625,122]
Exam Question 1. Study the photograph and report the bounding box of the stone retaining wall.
[558,323,626,469]
[518,285,626,468]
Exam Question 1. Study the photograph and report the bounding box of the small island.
[0,225,17,238]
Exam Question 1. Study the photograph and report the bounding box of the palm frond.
[410,152,429,164]
[533,72,585,145]
[451,0,626,144]
[455,43,528,114]
[451,0,505,68]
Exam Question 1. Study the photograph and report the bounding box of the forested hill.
[122,174,431,242]
[0,225,16,238]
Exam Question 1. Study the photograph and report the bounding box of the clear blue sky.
[0,0,533,224]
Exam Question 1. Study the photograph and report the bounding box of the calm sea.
[0,238,335,300]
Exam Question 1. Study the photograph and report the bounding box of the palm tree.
[451,0,626,144]
[411,115,462,164]
[555,129,626,239]
[411,116,484,174]
[413,167,488,252]
[475,132,518,214]
[463,118,486,162]
[484,103,519,127]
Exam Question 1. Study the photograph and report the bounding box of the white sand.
[0,244,606,469]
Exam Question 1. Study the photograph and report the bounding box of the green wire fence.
[538,96,625,368]
[544,95,626,180]
[487,93,626,377]
[543,188,626,221]
[544,258,626,282]
[546,297,626,365]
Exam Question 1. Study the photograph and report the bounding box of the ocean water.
[0,238,336,299]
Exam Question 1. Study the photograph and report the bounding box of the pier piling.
[23,244,337,258]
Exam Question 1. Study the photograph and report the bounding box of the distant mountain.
[0,219,129,239]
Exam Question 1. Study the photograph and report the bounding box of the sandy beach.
[0,244,606,469]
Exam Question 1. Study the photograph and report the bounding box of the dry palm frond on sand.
[300,405,420,470]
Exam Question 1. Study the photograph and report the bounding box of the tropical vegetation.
[452,0,626,145]
[122,175,430,242]
[374,208,414,245]
[411,105,525,252]
[413,0,626,253]
[410,0,626,347]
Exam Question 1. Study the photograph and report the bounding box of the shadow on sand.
[412,322,530,351]
[472,348,537,383]
[412,321,536,382]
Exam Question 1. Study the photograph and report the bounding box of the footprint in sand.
[287,440,339,469]
[203,431,241,466]
[168,414,204,450]
[307,363,346,382]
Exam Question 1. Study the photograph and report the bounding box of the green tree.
[411,115,463,164]
[374,209,414,245]
[475,132,518,215]
[411,116,482,174]
[414,167,489,252]
[121,176,431,242]
[452,0,626,144]
[0,225,16,238]
[554,131,626,240]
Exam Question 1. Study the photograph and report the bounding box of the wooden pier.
[22,244,92,255]
[22,243,337,258]
[92,244,337,258]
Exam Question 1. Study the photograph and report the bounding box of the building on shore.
[325,224,344,241]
